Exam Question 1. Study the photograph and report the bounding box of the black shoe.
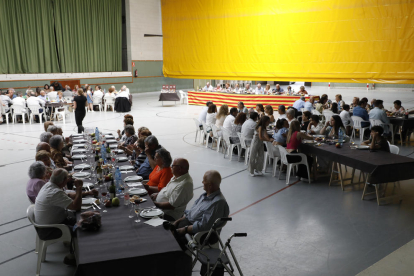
[63,253,76,266]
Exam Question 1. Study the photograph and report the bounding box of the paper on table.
[144,217,166,227]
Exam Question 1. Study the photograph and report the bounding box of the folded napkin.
[144,217,166,227]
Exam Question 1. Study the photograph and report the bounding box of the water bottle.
[338,128,344,142]
[95,127,99,142]
[114,167,123,196]
[101,144,106,163]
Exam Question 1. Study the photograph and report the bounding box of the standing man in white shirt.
[151,158,193,221]
[241,112,259,146]
[202,82,214,92]
[255,83,264,95]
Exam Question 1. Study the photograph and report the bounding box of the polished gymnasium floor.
[0,88,414,276]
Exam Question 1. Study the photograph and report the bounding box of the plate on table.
[109,144,118,148]
[313,135,325,138]
[105,135,115,139]
[82,198,96,205]
[73,172,91,178]
[72,144,86,148]
[72,148,87,153]
[74,163,91,170]
[140,209,164,218]
[124,175,143,182]
[303,140,317,144]
[73,139,87,144]
[112,149,124,154]
[72,154,88,160]
[106,139,117,144]
[117,156,129,162]
[72,134,84,137]
[119,165,134,171]
[102,132,112,135]
[82,182,95,189]
[129,188,148,196]
[126,182,143,188]
[356,145,370,150]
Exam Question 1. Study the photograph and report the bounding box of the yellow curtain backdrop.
[161,0,414,83]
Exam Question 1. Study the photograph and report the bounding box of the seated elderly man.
[34,169,83,266]
[244,83,252,93]
[36,142,57,169]
[1,90,12,113]
[286,108,297,125]
[273,84,284,94]
[303,96,314,112]
[254,83,264,95]
[275,105,287,121]
[137,135,162,180]
[40,132,53,143]
[369,99,391,134]
[202,82,213,92]
[293,96,306,110]
[173,170,229,237]
[150,158,193,221]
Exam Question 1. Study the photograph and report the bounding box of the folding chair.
[185,218,246,276]
[263,141,280,177]
[237,133,251,165]
[351,116,369,143]
[193,118,203,143]
[277,145,311,185]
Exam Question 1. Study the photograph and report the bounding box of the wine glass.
[134,200,141,223]
[100,186,108,213]
[128,201,135,218]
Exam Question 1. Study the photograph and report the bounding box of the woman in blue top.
[272,118,289,146]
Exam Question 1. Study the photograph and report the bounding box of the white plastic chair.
[27,205,72,276]
[201,122,210,147]
[11,105,28,124]
[0,103,10,124]
[28,105,46,124]
[54,105,70,124]
[263,141,280,177]
[193,118,203,143]
[47,92,57,101]
[178,90,188,104]
[370,119,394,144]
[277,145,311,185]
[323,110,334,124]
[93,95,103,112]
[64,96,72,103]
[104,97,115,112]
[312,109,321,116]
[211,124,223,152]
[237,133,251,165]
[389,145,400,154]
[351,116,370,143]
[222,128,240,161]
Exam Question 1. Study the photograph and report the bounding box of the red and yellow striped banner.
[188,91,319,109]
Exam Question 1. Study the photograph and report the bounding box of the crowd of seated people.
[198,91,412,181]
[202,82,312,95]
[24,115,231,271]
[0,83,132,124]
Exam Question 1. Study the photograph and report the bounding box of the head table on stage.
[187,91,319,108]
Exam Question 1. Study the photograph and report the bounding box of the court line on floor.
[193,169,247,190]
[0,249,35,266]
[229,180,300,217]
[0,224,31,237]
[0,217,26,227]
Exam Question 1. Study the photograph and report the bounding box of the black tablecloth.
[115,97,131,112]
[71,136,191,276]
[390,117,414,129]
[300,143,414,183]
[159,92,180,102]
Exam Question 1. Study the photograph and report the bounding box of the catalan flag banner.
[188,91,319,109]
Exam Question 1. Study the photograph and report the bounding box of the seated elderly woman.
[44,121,54,132]
[26,161,47,203]
[47,125,59,135]
[49,135,72,169]
[40,132,53,143]
[119,125,138,152]
[117,116,134,142]
[35,150,53,180]
[143,148,173,194]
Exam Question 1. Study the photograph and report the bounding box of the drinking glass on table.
[100,185,108,213]
[134,200,142,223]
[129,201,135,218]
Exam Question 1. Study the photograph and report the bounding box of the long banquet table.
[71,134,191,276]
[187,90,319,108]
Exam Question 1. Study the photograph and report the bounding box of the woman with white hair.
[40,132,53,143]
[26,161,47,203]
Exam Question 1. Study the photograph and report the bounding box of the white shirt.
[206,112,217,126]
[156,173,193,220]
[340,110,352,126]
[12,97,26,106]
[27,96,45,107]
[93,90,104,98]
[310,123,323,134]
[223,114,236,134]
[34,182,73,225]
[203,85,213,92]
[215,115,227,129]
[104,92,115,99]
[1,95,12,112]
[241,118,257,141]
[255,87,264,95]
[198,106,208,124]
[275,113,287,121]
[116,91,129,98]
